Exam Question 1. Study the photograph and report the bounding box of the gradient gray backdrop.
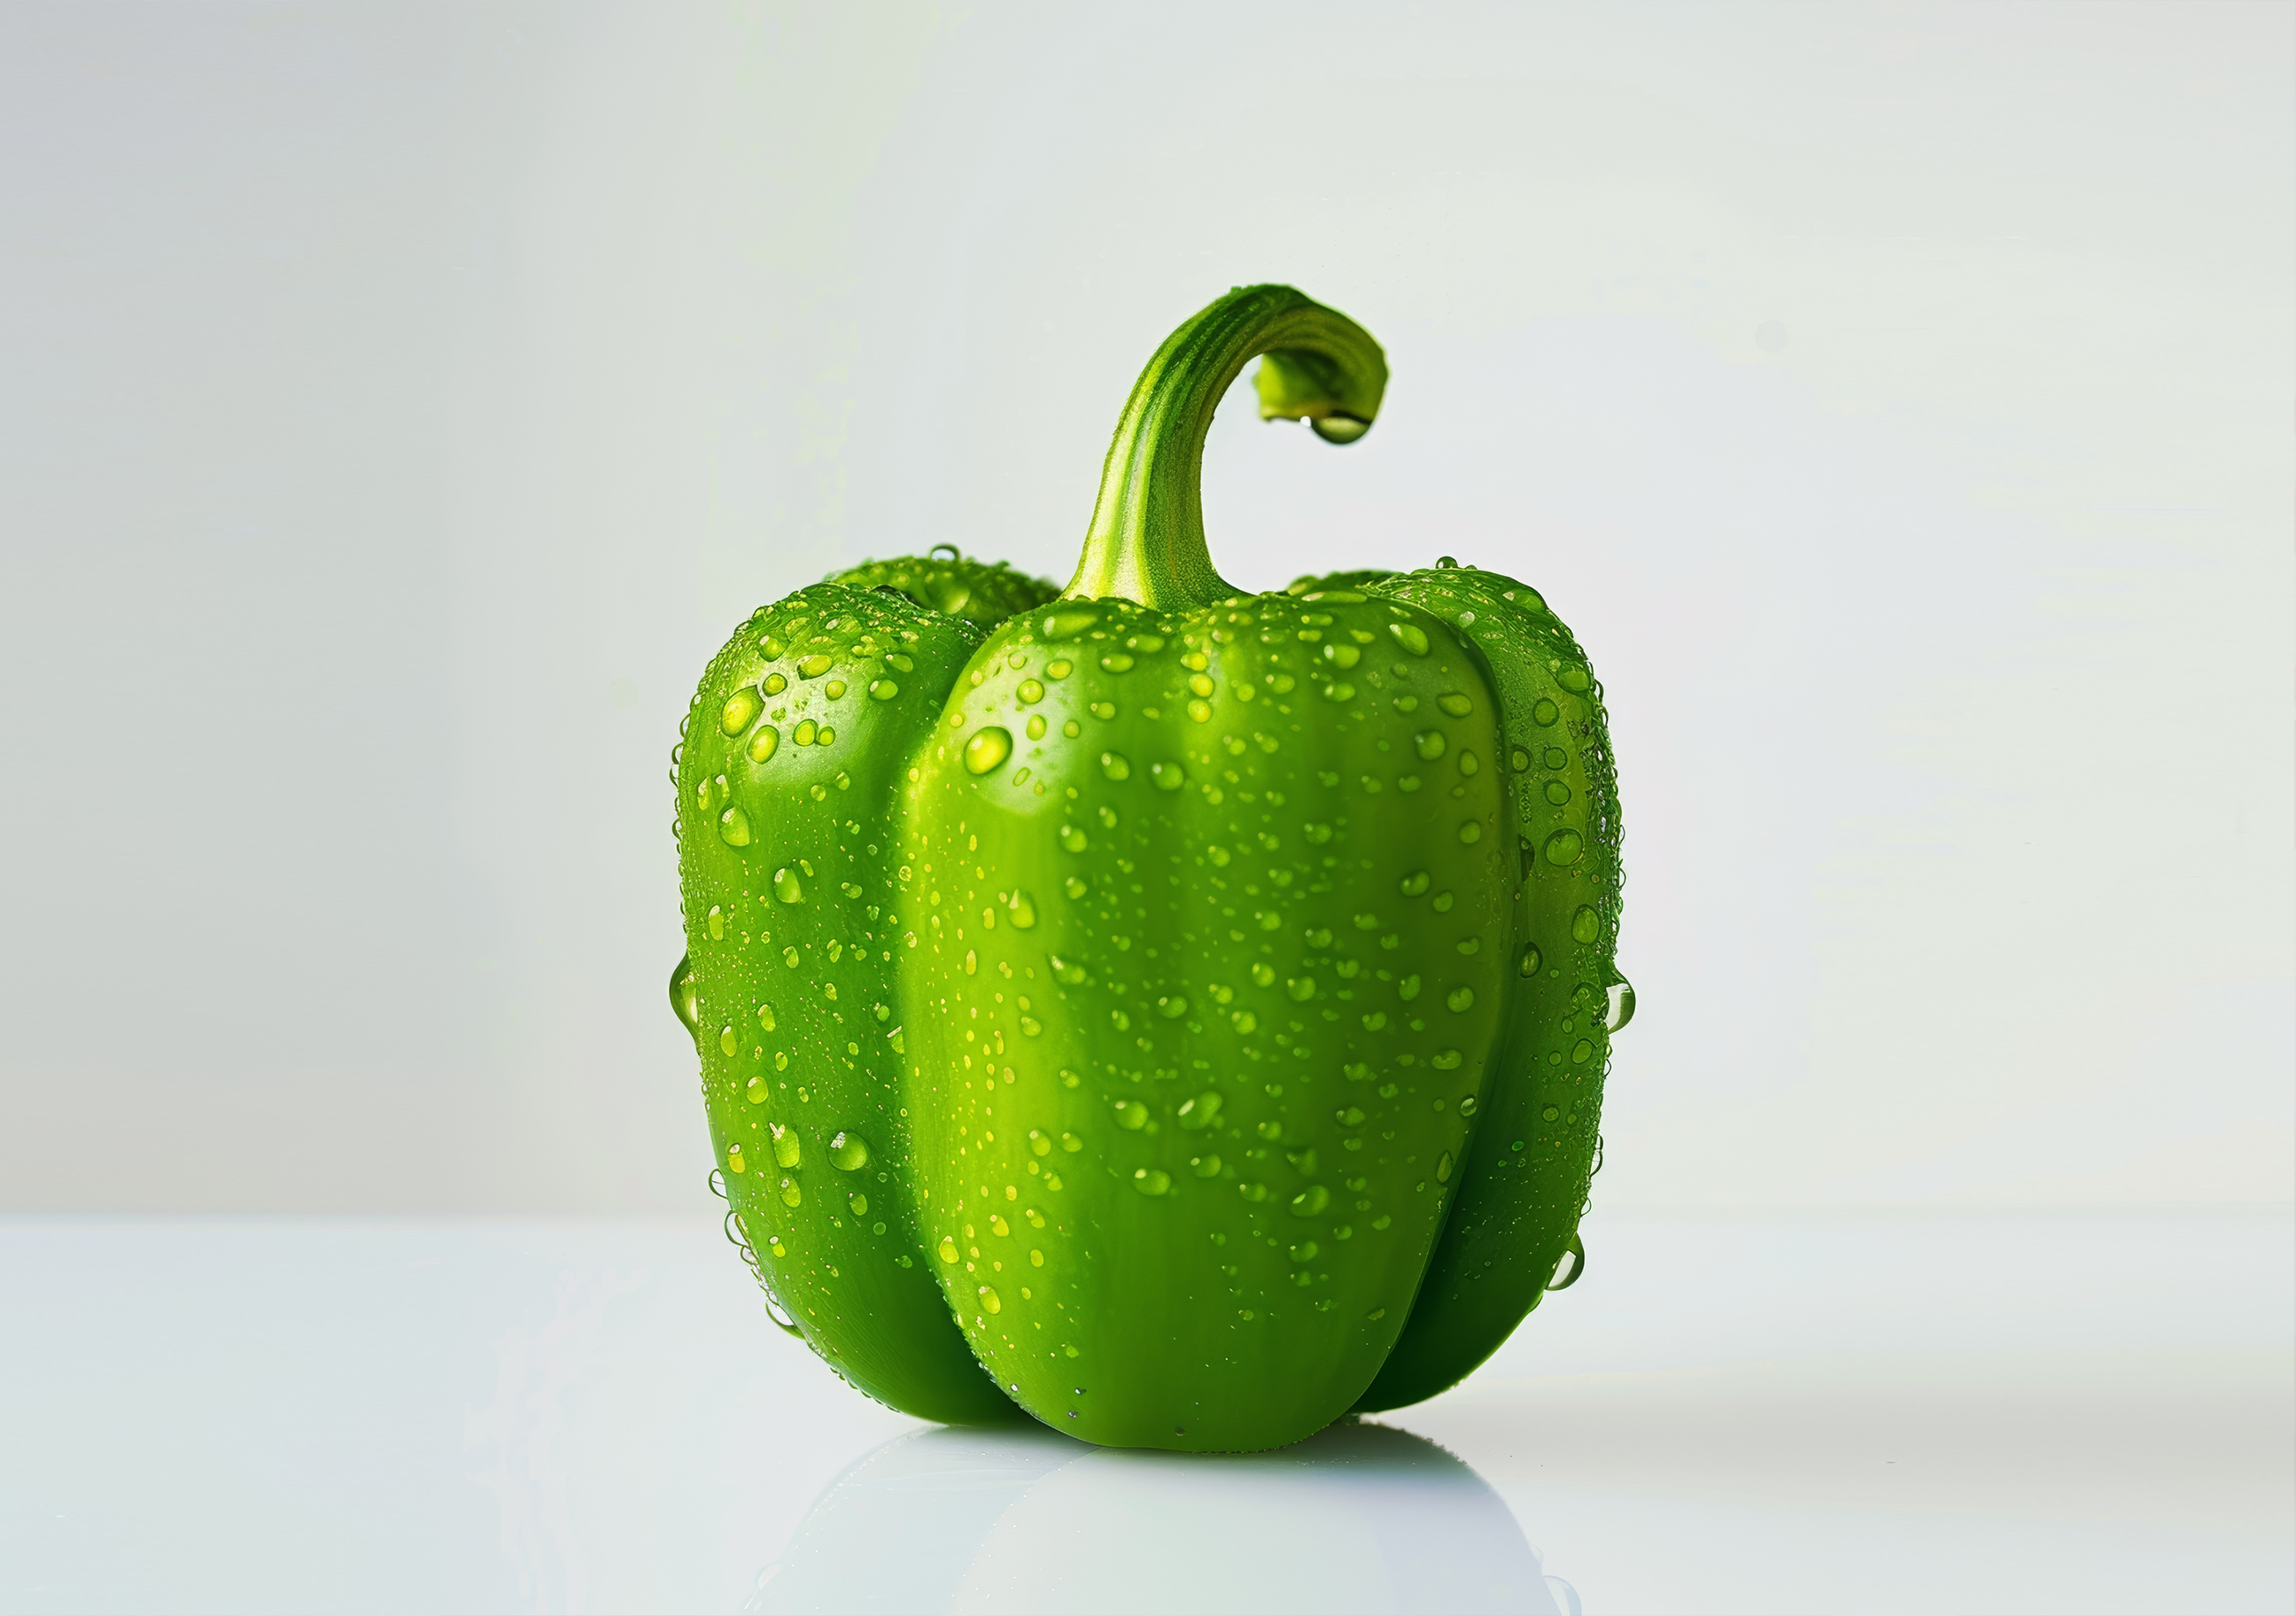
[4,1,2289,1214]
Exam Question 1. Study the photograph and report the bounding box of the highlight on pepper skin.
[669,284,1631,1452]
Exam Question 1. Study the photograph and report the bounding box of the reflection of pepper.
[671,285,1628,1449]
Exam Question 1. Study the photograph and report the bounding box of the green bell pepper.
[671,284,1627,1449]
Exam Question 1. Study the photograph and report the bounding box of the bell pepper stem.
[1063,284,1388,609]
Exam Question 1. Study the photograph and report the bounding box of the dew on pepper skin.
[1446,986,1476,1012]
[1532,699,1560,726]
[1571,905,1601,944]
[1519,944,1543,977]
[1458,1095,1478,1116]
[1114,1100,1148,1130]
[989,1214,1011,1236]
[1177,1092,1222,1130]
[763,672,787,695]
[726,1144,746,1174]
[793,719,817,746]
[1099,652,1135,673]
[1007,890,1037,928]
[720,688,761,734]
[747,726,779,764]
[1556,664,1592,693]
[963,727,1012,774]
[718,807,752,847]
[1061,1132,1085,1153]
[770,1123,802,1169]
[670,955,700,1032]
[979,1285,1004,1314]
[1191,1154,1222,1177]
[797,654,833,679]
[718,1026,739,1056]
[1134,1169,1172,1196]
[1041,608,1099,640]
[868,679,899,701]
[1608,979,1638,1032]
[1547,1236,1586,1290]
[1017,679,1044,703]
[1290,1185,1331,1216]
[938,1236,960,1262]
[829,1131,870,1170]
[1458,822,1481,843]
[1100,751,1131,781]
[1028,1129,1053,1156]
[1026,714,1047,740]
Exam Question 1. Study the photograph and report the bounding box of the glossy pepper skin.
[671,285,1626,1449]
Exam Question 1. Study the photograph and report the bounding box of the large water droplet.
[718,806,752,847]
[1518,944,1542,977]
[1436,1151,1454,1183]
[772,866,803,904]
[718,1025,739,1057]
[669,953,700,1033]
[1115,1100,1149,1130]
[1543,828,1584,866]
[1008,890,1037,928]
[1547,1235,1586,1292]
[1040,607,1099,641]
[1177,1092,1222,1130]
[1571,905,1601,944]
[964,726,1013,774]
[829,1131,870,1171]
[1557,664,1592,694]
[1099,751,1131,781]
[1133,1168,1172,1196]
[937,1235,960,1262]
[747,725,779,764]
[1311,412,1369,444]
[1414,729,1447,761]
[1289,1185,1331,1217]
[1607,978,1637,1033]
[771,1123,802,1169]
[1532,698,1560,726]
[720,688,761,735]
[979,1284,1004,1314]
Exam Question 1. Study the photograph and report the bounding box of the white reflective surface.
[4,1211,2289,1614]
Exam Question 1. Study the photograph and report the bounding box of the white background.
[4,0,2290,1218]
